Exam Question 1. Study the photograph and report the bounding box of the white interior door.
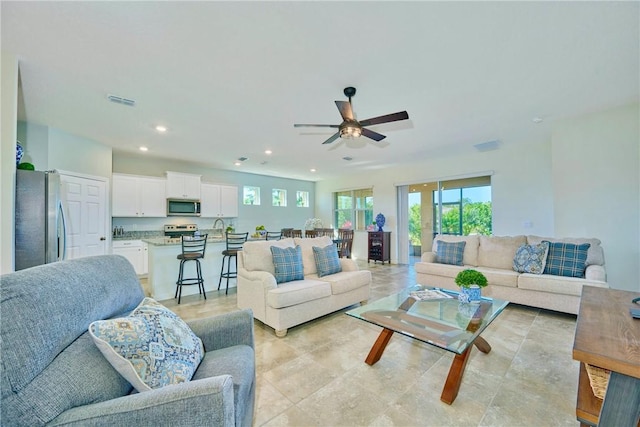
[60,172,109,259]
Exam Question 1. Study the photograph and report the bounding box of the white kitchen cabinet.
[166,172,201,199]
[201,183,238,218]
[113,240,145,275]
[112,174,166,217]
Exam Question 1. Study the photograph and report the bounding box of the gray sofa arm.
[187,309,255,351]
[49,375,235,426]
[585,264,607,283]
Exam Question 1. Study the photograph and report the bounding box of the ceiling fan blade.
[361,127,386,142]
[322,132,341,145]
[359,111,409,127]
[294,124,339,128]
[335,101,354,121]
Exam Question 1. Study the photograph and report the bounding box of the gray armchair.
[1,255,255,426]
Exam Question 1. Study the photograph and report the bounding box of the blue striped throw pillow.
[542,241,590,278]
[312,244,342,277]
[271,245,304,284]
[436,241,466,266]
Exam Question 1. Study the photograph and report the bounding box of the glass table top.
[346,285,509,354]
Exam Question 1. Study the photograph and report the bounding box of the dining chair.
[337,229,354,258]
[304,229,318,238]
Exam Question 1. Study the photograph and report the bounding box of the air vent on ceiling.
[342,156,353,161]
[107,94,136,107]
[474,140,500,152]
[237,157,248,162]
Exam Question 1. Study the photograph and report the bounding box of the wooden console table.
[572,286,640,427]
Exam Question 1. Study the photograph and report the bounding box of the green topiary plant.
[454,269,488,288]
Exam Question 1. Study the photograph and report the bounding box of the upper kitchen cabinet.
[112,174,166,217]
[201,183,239,218]
[166,172,201,199]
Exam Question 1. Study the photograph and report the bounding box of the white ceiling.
[2,1,638,182]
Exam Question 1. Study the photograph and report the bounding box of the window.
[243,186,260,205]
[272,189,287,207]
[296,191,310,207]
[432,176,492,237]
[334,188,373,230]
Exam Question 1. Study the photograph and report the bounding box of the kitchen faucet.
[213,218,225,237]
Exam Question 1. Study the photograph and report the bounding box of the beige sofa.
[415,235,608,314]
[237,236,371,337]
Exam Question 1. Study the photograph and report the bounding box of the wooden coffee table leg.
[441,345,473,404]
[441,335,491,405]
[473,336,491,354]
[365,328,394,365]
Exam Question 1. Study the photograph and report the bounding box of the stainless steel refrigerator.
[15,169,67,270]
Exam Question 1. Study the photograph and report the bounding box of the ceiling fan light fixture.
[340,125,361,139]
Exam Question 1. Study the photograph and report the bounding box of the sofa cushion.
[89,298,204,392]
[242,238,295,275]
[294,236,334,276]
[433,234,479,266]
[415,261,465,279]
[518,273,607,297]
[267,280,332,309]
[270,245,304,284]
[543,241,590,278]
[313,244,342,277]
[311,270,372,295]
[435,241,466,266]
[513,242,549,274]
[475,267,520,288]
[478,235,527,269]
[527,235,604,266]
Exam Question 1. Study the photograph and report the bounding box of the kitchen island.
[143,236,228,301]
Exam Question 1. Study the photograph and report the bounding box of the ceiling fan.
[294,87,409,145]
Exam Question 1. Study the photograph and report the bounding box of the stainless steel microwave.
[167,199,201,216]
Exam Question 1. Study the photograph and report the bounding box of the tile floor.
[158,259,580,427]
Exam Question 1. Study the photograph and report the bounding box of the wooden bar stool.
[218,232,248,294]
[175,234,208,304]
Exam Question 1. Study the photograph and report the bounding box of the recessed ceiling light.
[139,146,148,152]
[265,150,272,155]
[155,125,168,132]
[532,117,543,124]
[310,168,316,173]
[234,162,242,166]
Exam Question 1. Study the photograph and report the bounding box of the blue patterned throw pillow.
[89,298,204,392]
[513,242,549,274]
[436,241,466,266]
[271,245,304,284]
[313,244,342,277]
[543,241,590,278]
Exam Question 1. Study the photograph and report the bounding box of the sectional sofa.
[237,236,371,337]
[415,234,608,314]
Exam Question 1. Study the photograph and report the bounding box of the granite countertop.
[143,236,227,246]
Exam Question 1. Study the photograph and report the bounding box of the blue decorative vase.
[460,285,482,304]
[375,213,385,232]
[16,142,24,165]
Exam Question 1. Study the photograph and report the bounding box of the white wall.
[113,152,315,234]
[17,121,112,178]
[316,136,555,262]
[1,51,19,273]
[552,103,639,291]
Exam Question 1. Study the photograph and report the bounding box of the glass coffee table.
[346,285,508,404]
